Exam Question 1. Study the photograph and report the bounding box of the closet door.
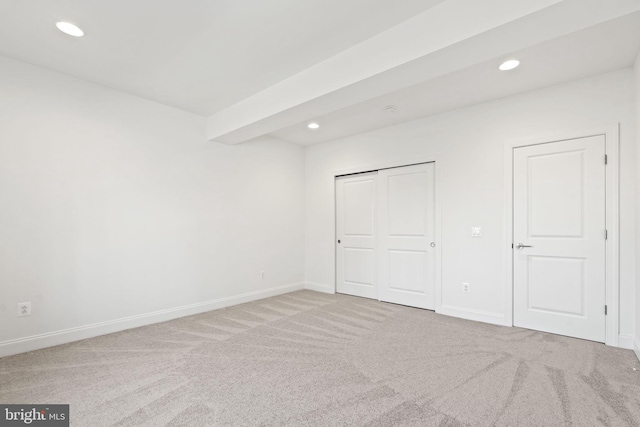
[378,163,435,309]
[336,172,377,299]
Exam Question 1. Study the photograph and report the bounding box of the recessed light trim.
[56,21,84,37]
[307,122,320,129]
[499,59,520,71]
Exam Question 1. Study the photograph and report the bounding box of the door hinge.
[605,229,608,240]
[605,305,608,315]
[511,243,514,249]
[604,154,608,165]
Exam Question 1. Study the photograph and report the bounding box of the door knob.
[337,240,341,244]
[516,243,532,249]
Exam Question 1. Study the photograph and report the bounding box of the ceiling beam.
[207,0,640,144]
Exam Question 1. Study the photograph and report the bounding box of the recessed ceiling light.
[499,59,520,71]
[56,22,84,37]
[307,122,320,129]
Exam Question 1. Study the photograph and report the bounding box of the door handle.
[516,243,532,249]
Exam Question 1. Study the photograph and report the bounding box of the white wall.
[635,53,640,361]
[0,56,305,355]
[305,69,636,341]
[1,54,636,357]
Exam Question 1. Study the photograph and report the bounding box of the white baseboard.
[304,282,334,294]
[618,334,635,350]
[634,336,640,363]
[0,282,304,358]
[438,304,509,327]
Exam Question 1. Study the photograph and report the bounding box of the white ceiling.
[1,0,639,146]
[271,11,640,145]
[0,0,445,116]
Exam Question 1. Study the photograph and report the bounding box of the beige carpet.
[1,290,639,426]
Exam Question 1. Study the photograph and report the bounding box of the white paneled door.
[513,136,606,342]
[336,172,378,299]
[378,163,436,309]
[336,163,436,308]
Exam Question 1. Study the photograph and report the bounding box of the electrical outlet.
[471,227,482,237]
[260,270,265,279]
[18,302,31,317]
[462,283,470,293]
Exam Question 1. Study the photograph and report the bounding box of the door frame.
[504,124,619,347]
[331,156,441,310]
